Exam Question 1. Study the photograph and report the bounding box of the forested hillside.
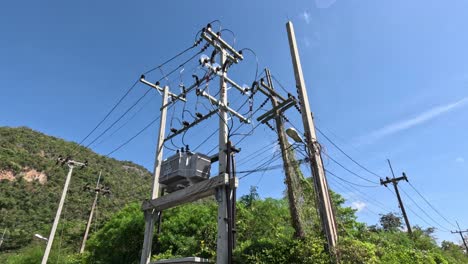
[0,126,151,254]
[1,126,467,263]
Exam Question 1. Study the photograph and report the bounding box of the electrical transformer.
[159,151,211,193]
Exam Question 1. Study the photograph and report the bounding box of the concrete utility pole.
[286,21,338,253]
[380,159,412,235]
[0,228,6,248]
[216,45,230,264]
[138,24,246,264]
[264,68,305,238]
[42,157,87,264]
[80,171,110,253]
[451,221,468,253]
[140,85,169,264]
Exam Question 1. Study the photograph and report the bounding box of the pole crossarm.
[139,77,183,101]
[197,89,250,123]
[165,109,219,141]
[259,80,287,102]
[451,230,468,234]
[202,26,243,63]
[256,97,297,123]
[380,173,408,187]
[141,174,237,211]
[203,63,249,94]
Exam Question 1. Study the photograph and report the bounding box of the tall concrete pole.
[216,49,229,264]
[42,158,86,264]
[286,21,338,253]
[80,171,102,253]
[140,86,169,264]
[265,68,305,238]
[0,228,6,248]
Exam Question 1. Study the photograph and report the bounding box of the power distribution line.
[315,127,382,179]
[407,181,457,229]
[399,187,451,232]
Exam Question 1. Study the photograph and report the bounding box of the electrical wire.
[315,127,383,179]
[325,169,379,188]
[399,187,451,232]
[320,151,379,185]
[84,87,153,148]
[75,79,139,148]
[106,115,161,156]
[407,181,457,229]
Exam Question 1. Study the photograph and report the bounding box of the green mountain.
[0,126,151,252]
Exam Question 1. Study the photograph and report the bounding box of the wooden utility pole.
[42,157,87,264]
[264,68,304,238]
[380,159,412,235]
[80,171,110,253]
[452,221,468,253]
[286,21,338,252]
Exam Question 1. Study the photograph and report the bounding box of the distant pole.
[286,21,338,253]
[42,158,87,264]
[452,221,468,253]
[80,171,102,254]
[380,159,412,235]
[0,228,6,248]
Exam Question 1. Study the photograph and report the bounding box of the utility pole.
[263,68,304,238]
[80,171,110,253]
[0,228,6,248]
[215,34,234,264]
[140,85,169,264]
[451,221,468,253]
[380,159,412,235]
[42,157,87,264]
[286,21,338,253]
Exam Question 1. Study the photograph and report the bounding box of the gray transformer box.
[159,152,211,193]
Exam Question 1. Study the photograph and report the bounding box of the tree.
[379,213,402,232]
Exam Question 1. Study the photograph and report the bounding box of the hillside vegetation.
[1,126,467,263]
[0,126,151,256]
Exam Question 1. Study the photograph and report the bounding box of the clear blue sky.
[1,0,467,244]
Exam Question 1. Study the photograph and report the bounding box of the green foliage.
[0,126,151,255]
[85,203,145,264]
[2,126,468,264]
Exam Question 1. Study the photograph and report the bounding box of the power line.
[106,115,161,156]
[399,186,451,232]
[407,181,457,229]
[325,169,379,188]
[383,187,438,231]
[85,87,153,148]
[327,178,381,216]
[77,79,139,148]
[320,151,379,185]
[315,127,382,179]
[75,41,203,152]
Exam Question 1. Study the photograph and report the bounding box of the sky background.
[1,0,468,244]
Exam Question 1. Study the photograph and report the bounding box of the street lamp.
[286,127,303,143]
[34,234,48,241]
